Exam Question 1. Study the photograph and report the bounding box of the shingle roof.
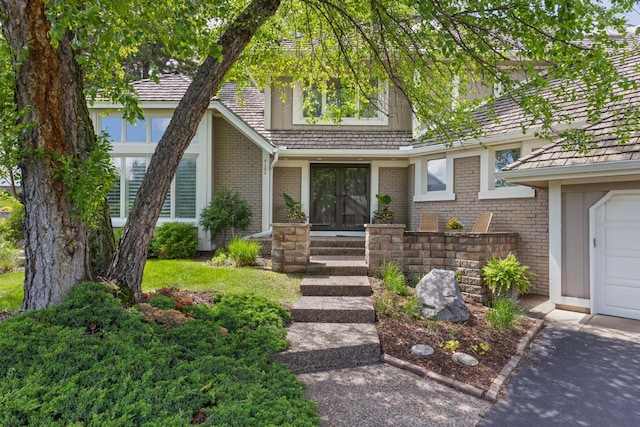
[503,49,640,172]
[268,130,413,150]
[131,74,192,101]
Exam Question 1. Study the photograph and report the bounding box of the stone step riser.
[292,307,375,323]
[300,285,371,297]
[310,247,365,257]
[309,240,365,249]
[306,265,368,276]
[274,344,380,374]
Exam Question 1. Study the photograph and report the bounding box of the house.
[91,49,640,320]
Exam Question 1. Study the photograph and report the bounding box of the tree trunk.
[1,0,93,309]
[107,0,282,302]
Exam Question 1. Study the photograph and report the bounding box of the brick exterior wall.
[212,118,263,246]
[273,167,302,224]
[407,156,549,295]
[378,167,408,225]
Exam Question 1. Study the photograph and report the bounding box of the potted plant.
[482,253,535,300]
[373,194,394,224]
[283,193,307,223]
[446,218,463,231]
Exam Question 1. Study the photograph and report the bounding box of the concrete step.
[310,246,365,257]
[309,237,365,249]
[301,276,371,297]
[306,257,368,276]
[273,322,381,373]
[292,296,375,323]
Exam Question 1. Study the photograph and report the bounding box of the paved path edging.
[381,318,544,402]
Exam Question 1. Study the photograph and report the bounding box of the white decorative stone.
[411,344,434,357]
[452,352,479,366]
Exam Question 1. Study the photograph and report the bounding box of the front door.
[310,165,369,231]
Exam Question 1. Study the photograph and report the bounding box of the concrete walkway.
[477,311,640,427]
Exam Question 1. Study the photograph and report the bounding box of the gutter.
[499,159,640,183]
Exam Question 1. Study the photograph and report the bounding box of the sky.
[602,1,640,26]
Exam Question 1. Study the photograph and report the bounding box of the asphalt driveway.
[478,312,640,427]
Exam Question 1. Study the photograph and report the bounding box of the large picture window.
[99,115,196,144]
[108,156,197,220]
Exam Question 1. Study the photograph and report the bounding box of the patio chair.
[419,212,439,232]
[472,212,493,233]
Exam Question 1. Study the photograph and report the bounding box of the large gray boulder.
[415,269,470,322]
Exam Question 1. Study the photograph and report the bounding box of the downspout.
[246,148,279,239]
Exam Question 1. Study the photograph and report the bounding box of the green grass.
[0,260,302,311]
[0,271,23,311]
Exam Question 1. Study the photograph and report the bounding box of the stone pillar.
[271,223,310,273]
[365,223,406,276]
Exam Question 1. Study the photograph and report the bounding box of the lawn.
[0,260,303,311]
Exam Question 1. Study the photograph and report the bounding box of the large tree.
[0,0,637,308]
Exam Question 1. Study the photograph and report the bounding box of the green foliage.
[283,193,306,222]
[0,283,319,426]
[0,202,24,244]
[0,241,21,273]
[486,298,525,332]
[440,339,460,352]
[148,294,176,310]
[149,222,198,260]
[373,194,393,221]
[227,237,261,267]
[381,262,411,297]
[471,342,490,356]
[0,271,22,311]
[211,248,230,266]
[200,188,253,244]
[403,296,422,321]
[482,253,535,297]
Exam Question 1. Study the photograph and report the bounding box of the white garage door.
[592,190,640,320]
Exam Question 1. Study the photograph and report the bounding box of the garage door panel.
[593,190,640,320]
[603,196,640,221]
[604,227,640,251]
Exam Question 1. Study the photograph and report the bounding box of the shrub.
[0,283,318,426]
[149,222,198,259]
[0,241,21,272]
[227,237,261,266]
[381,262,411,296]
[486,298,525,331]
[148,293,176,310]
[200,187,252,245]
[211,248,230,266]
[482,253,534,298]
[0,202,24,244]
[403,295,422,320]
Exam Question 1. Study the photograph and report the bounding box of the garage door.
[592,190,640,320]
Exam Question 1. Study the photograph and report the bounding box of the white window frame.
[109,154,199,224]
[412,154,455,202]
[99,113,198,145]
[292,81,389,126]
[478,142,536,199]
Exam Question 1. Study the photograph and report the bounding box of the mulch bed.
[372,280,534,391]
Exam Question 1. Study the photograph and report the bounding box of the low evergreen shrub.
[149,222,198,259]
[227,237,261,266]
[0,283,318,426]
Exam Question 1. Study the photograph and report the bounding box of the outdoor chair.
[419,212,439,232]
[472,212,493,233]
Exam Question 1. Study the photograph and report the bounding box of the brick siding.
[378,167,408,225]
[212,118,263,246]
[273,167,302,224]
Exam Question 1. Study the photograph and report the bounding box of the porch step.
[309,237,365,249]
[292,296,375,323]
[300,276,372,297]
[273,322,381,373]
[310,246,365,257]
[306,256,368,276]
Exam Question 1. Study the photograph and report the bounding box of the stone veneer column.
[365,224,406,276]
[271,223,310,273]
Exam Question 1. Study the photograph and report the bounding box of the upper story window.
[100,115,196,144]
[293,79,388,126]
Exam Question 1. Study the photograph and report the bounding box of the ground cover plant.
[0,282,319,426]
[372,272,533,390]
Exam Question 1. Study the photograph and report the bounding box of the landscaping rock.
[415,269,470,322]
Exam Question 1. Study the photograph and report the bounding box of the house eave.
[276,147,411,160]
[499,159,640,188]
